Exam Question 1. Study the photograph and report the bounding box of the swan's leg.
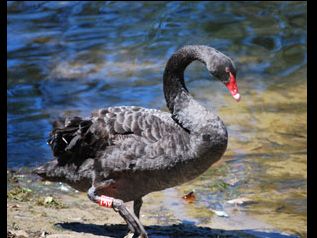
[134,197,143,219]
[87,185,148,238]
[123,197,144,238]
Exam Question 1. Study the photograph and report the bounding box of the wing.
[91,106,191,175]
[49,106,190,171]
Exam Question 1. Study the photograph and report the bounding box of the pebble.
[226,197,255,206]
[7,230,29,238]
[211,209,229,217]
[59,183,70,192]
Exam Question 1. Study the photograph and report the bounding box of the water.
[7,1,307,237]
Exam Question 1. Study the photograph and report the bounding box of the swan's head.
[206,54,240,102]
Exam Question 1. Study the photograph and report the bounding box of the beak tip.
[233,93,241,102]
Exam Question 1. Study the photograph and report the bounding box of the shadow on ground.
[56,222,298,238]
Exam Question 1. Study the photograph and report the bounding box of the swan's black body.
[35,45,238,237]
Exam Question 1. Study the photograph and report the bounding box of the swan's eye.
[224,67,231,82]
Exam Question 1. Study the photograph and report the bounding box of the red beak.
[225,72,240,102]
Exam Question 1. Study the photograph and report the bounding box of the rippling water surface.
[7,1,306,237]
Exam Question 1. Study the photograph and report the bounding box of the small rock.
[44,196,54,204]
[226,197,255,206]
[211,209,229,217]
[223,177,239,186]
[40,231,49,237]
[59,183,70,192]
[10,204,20,209]
[72,217,83,222]
[12,222,19,230]
[8,229,29,238]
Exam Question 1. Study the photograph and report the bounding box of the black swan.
[34,45,240,238]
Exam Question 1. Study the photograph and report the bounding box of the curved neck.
[163,46,202,112]
[163,45,215,131]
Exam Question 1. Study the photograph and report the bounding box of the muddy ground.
[7,169,298,238]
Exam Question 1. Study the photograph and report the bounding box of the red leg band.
[99,195,113,208]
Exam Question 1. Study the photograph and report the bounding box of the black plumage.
[34,45,239,237]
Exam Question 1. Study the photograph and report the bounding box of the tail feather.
[33,116,99,190]
[48,116,94,166]
[33,159,94,191]
[32,160,58,180]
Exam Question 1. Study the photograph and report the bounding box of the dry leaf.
[182,191,196,203]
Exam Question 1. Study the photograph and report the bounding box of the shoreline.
[7,169,299,238]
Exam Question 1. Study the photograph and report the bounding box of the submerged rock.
[226,197,256,206]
